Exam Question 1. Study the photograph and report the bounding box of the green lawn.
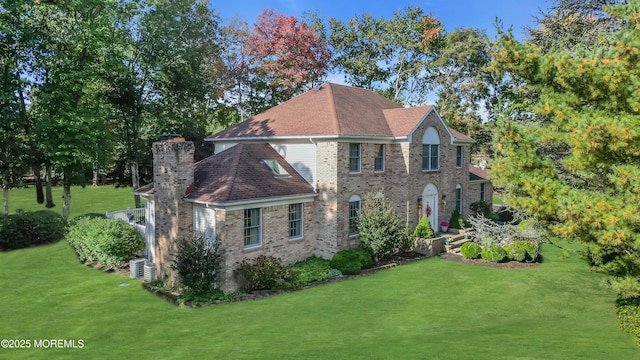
[1,186,638,359]
[5,185,136,218]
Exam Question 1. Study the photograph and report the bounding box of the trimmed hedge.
[66,217,145,270]
[460,242,482,259]
[330,248,373,275]
[0,210,65,251]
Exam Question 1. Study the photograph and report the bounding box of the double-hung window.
[349,143,361,173]
[289,203,303,239]
[455,184,463,213]
[244,208,261,248]
[422,127,440,171]
[480,183,486,202]
[456,146,463,168]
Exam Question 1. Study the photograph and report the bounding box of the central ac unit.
[144,263,156,282]
[129,258,146,279]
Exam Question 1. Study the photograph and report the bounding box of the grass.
[5,185,136,219]
[1,186,638,358]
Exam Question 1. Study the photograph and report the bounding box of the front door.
[422,183,438,231]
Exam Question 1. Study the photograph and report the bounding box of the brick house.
[135,83,492,290]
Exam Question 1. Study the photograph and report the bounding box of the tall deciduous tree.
[329,6,445,105]
[29,0,118,221]
[491,0,640,294]
[243,9,330,113]
[1,0,35,214]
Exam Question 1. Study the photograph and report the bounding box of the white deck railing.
[105,207,145,226]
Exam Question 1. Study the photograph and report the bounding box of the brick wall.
[152,141,194,283]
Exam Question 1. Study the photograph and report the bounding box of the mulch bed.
[439,252,540,268]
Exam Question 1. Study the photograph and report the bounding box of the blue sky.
[212,0,553,40]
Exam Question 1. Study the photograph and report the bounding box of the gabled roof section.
[208,83,403,140]
[383,106,433,138]
[470,166,491,182]
[186,143,315,204]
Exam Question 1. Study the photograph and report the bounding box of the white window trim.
[422,144,439,171]
[289,203,304,240]
[243,208,262,249]
[349,143,361,174]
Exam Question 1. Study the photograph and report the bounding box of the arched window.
[349,195,361,236]
[422,127,440,171]
[455,184,463,213]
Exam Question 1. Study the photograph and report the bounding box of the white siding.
[214,142,237,154]
[270,143,317,187]
[144,198,156,263]
[193,205,216,244]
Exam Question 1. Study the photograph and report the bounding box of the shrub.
[470,200,492,218]
[616,297,640,345]
[413,216,435,239]
[520,241,540,262]
[481,244,507,263]
[327,268,343,278]
[504,242,527,262]
[288,256,331,286]
[448,210,465,229]
[171,235,223,296]
[0,210,65,251]
[66,217,145,269]
[460,242,482,259]
[236,255,297,292]
[330,248,373,275]
[358,194,410,262]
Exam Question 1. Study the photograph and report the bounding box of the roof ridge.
[325,83,341,134]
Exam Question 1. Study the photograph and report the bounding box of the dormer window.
[262,159,290,178]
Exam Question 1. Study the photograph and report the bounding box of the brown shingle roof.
[450,128,475,142]
[470,166,491,181]
[208,83,406,140]
[185,143,315,204]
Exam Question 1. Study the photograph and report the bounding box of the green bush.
[358,194,410,262]
[520,241,540,262]
[448,210,465,229]
[171,235,223,296]
[616,297,640,345]
[236,255,297,292]
[460,242,482,259]
[66,217,145,270]
[413,216,435,239]
[481,244,507,263]
[0,210,65,251]
[504,242,527,262]
[470,200,492,218]
[288,256,331,286]
[330,248,373,275]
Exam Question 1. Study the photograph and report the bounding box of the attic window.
[262,160,290,178]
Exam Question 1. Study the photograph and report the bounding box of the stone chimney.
[152,140,194,282]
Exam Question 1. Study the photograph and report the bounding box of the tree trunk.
[34,168,44,204]
[45,164,55,208]
[92,170,98,187]
[62,174,71,222]
[131,161,141,208]
[3,186,8,215]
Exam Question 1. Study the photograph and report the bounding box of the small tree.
[171,235,223,296]
[413,215,435,239]
[358,193,409,262]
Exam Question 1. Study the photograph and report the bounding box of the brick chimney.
[152,140,194,282]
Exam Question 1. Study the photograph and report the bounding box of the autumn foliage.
[244,9,330,95]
